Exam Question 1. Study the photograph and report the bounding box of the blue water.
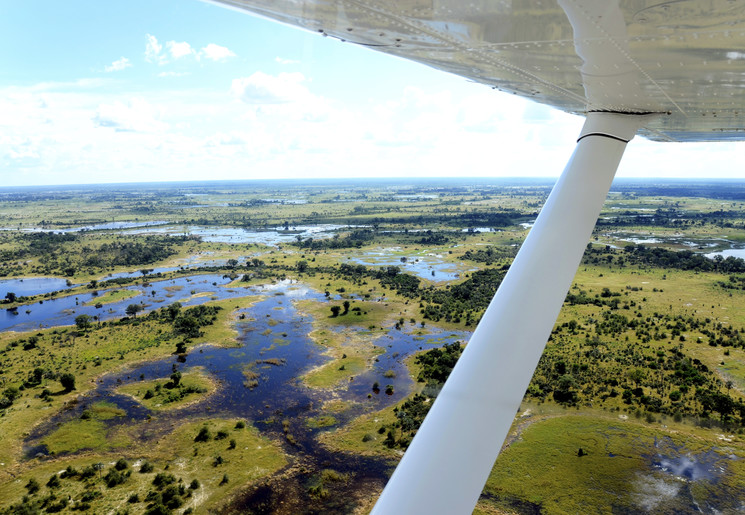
[2,221,169,233]
[348,250,466,282]
[0,273,250,332]
[25,281,469,455]
[0,277,73,298]
[125,224,356,245]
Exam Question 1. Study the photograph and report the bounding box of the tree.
[165,302,182,321]
[126,304,142,317]
[59,373,76,391]
[194,426,211,442]
[170,371,182,387]
[75,314,92,330]
[4,292,16,303]
[330,306,341,317]
[343,300,350,315]
[297,260,308,273]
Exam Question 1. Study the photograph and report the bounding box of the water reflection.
[348,248,467,282]
[24,282,468,512]
[126,224,360,245]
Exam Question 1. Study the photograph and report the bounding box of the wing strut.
[372,112,653,514]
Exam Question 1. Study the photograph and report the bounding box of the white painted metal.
[370,112,649,515]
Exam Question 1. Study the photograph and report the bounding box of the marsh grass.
[84,288,139,306]
[116,367,215,411]
[43,401,128,454]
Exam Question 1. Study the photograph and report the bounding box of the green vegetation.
[481,414,745,513]
[117,367,214,411]
[43,402,128,454]
[0,418,285,514]
[84,288,139,306]
[4,180,745,513]
[0,232,188,278]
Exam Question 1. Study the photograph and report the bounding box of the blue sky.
[0,0,742,186]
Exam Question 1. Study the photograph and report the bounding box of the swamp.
[1,178,745,514]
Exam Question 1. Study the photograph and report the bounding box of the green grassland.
[480,412,745,513]
[84,288,139,306]
[42,401,131,454]
[0,418,286,514]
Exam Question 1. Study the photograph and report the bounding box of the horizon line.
[4,176,745,190]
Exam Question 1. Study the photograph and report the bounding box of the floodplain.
[2,178,745,514]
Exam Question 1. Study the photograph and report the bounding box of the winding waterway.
[23,280,469,513]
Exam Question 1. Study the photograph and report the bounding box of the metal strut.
[372,112,652,515]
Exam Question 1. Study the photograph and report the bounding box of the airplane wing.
[206,1,745,513]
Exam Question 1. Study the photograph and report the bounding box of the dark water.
[24,281,468,513]
[1,273,251,332]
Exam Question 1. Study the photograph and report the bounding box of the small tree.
[194,426,211,442]
[330,306,341,317]
[75,314,92,331]
[170,371,182,387]
[59,373,76,391]
[126,304,142,318]
[25,477,40,494]
[297,260,308,273]
[4,292,16,303]
[342,300,350,315]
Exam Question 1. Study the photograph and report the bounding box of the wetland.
[2,178,745,514]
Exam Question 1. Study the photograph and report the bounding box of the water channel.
[21,279,469,513]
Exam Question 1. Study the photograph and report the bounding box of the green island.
[116,367,216,411]
[2,179,745,513]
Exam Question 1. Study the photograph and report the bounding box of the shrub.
[194,426,211,442]
[46,474,61,488]
[25,478,40,494]
[59,372,76,391]
[152,472,177,488]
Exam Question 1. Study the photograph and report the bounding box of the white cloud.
[145,35,235,65]
[231,72,310,104]
[105,57,132,73]
[201,43,235,62]
[145,34,165,64]
[167,41,195,60]
[275,57,299,65]
[28,78,108,92]
[93,98,168,132]
[3,71,744,187]
[205,132,249,147]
